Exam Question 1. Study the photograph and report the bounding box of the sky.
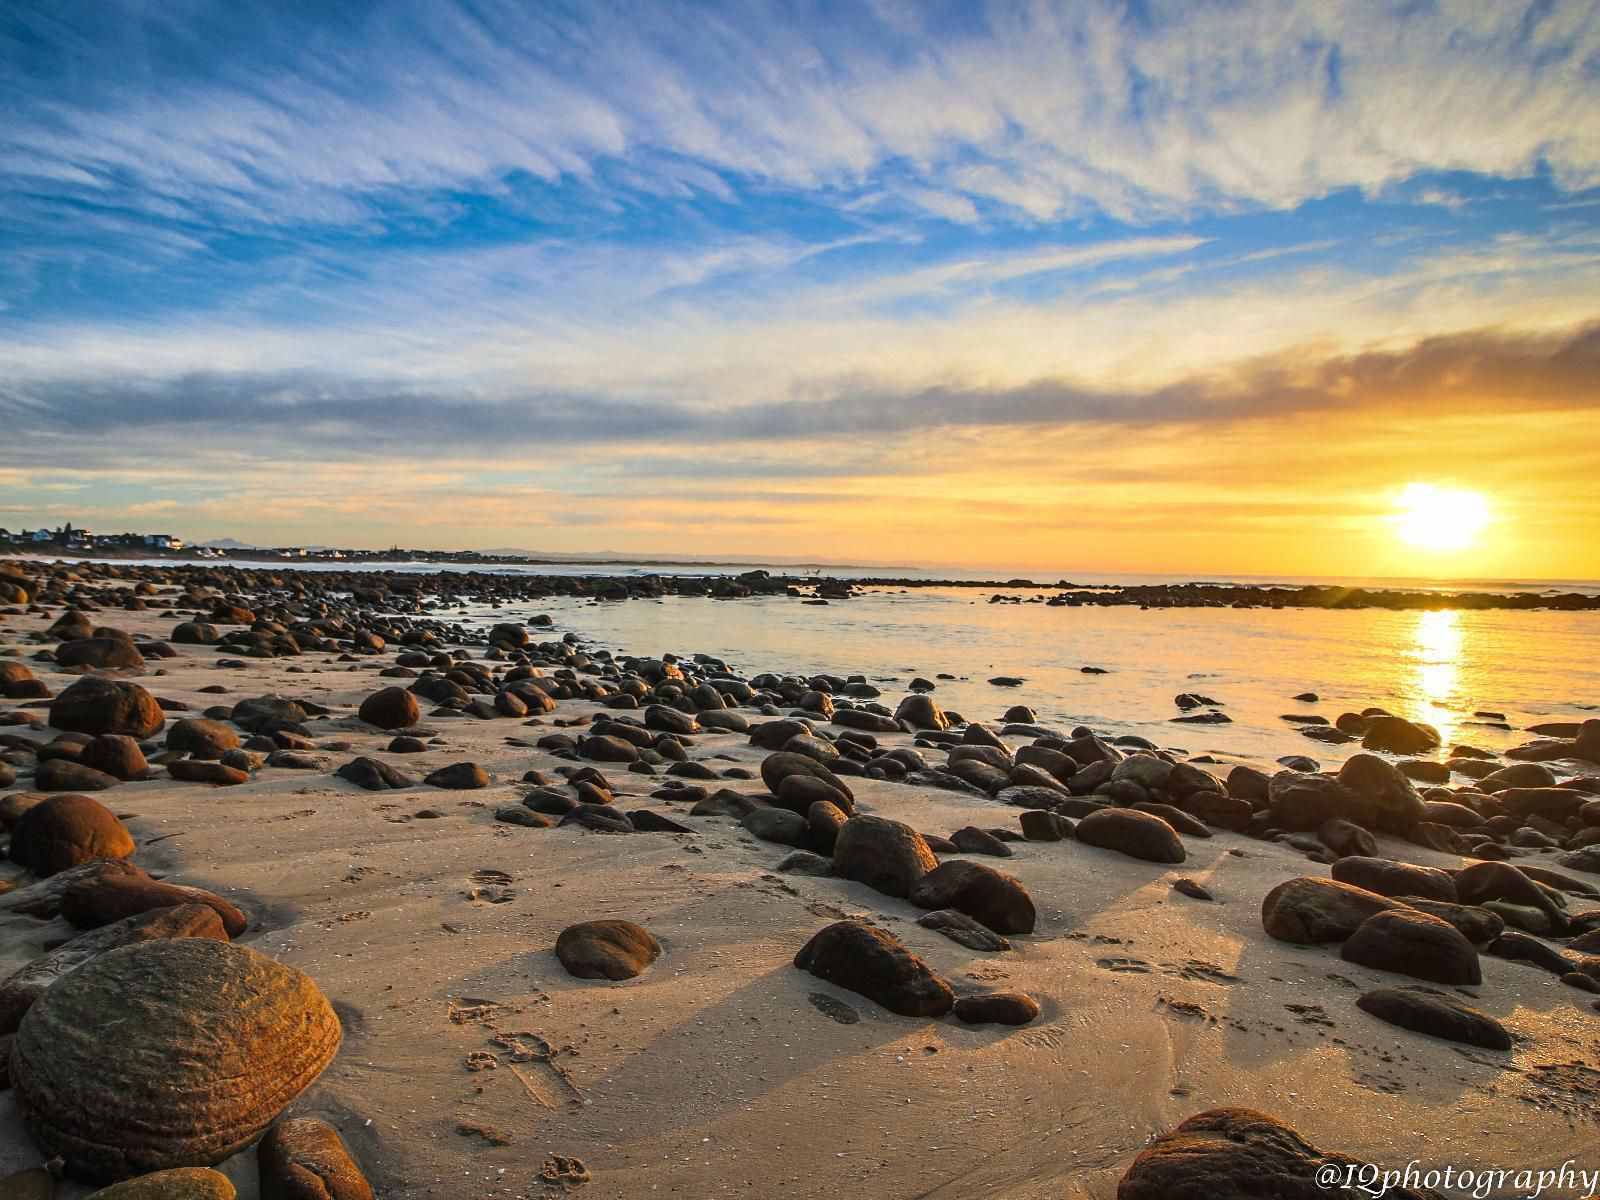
[2,0,1598,579]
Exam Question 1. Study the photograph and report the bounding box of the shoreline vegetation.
[0,557,1597,1196]
[8,557,1600,611]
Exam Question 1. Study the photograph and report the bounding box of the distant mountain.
[198,537,260,550]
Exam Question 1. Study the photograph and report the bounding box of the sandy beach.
[0,564,1596,1199]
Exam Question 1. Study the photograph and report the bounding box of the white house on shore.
[143,534,183,550]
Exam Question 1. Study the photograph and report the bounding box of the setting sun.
[1394,483,1492,551]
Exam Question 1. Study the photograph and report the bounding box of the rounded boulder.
[11,938,341,1182]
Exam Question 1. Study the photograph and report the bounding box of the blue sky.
[2,1,1598,574]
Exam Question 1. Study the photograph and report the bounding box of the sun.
[1393,483,1492,551]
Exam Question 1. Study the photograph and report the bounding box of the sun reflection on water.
[1408,609,1463,747]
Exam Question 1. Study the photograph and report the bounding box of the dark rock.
[165,719,240,760]
[1261,877,1409,944]
[358,688,420,731]
[1335,754,1424,833]
[1361,716,1441,756]
[423,762,488,789]
[742,807,811,848]
[1341,909,1480,984]
[792,921,953,1018]
[555,920,660,980]
[775,851,834,876]
[1485,931,1573,975]
[1019,810,1072,841]
[10,794,135,876]
[916,908,1011,951]
[11,938,341,1182]
[1330,857,1456,903]
[1356,985,1511,1050]
[167,760,249,786]
[893,694,948,731]
[806,800,848,854]
[1116,1106,1441,1200]
[626,809,692,834]
[1266,771,1365,832]
[334,757,415,791]
[1074,808,1185,864]
[760,752,853,807]
[1317,818,1376,858]
[257,1116,373,1199]
[907,860,1035,934]
[948,826,1013,857]
[56,637,145,671]
[60,864,247,936]
[831,815,937,898]
[79,735,148,782]
[558,805,633,833]
[953,992,1038,1025]
[49,677,165,740]
[36,759,120,792]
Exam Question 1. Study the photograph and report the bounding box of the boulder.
[60,864,248,937]
[1341,909,1480,984]
[760,752,853,806]
[1116,1107,1439,1200]
[56,637,146,671]
[165,720,240,760]
[792,921,953,1018]
[1335,754,1424,833]
[1330,857,1456,903]
[422,762,488,789]
[1267,771,1368,832]
[1355,985,1511,1050]
[775,773,855,817]
[11,939,341,1182]
[953,992,1038,1026]
[907,860,1035,934]
[1074,808,1185,864]
[257,1117,373,1200]
[357,688,420,731]
[36,759,121,792]
[87,1168,237,1198]
[806,800,848,854]
[893,694,948,731]
[79,735,150,781]
[1361,716,1440,756]
[10,794,135,876]
[831,816,938,898]
[49,677,164,739]
[0,903,228,1034]
[555,920,660,980]
[334,757,415,791]
[741,807,811,849]
[167,761,249,786]
[1261,877,1409,944]
[917,909,1011,952]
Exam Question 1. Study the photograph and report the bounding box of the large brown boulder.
[1335,754,1424,832]
[760,751,854,806]
[906,860,1036,934]
[555,920,660,980]
[1117,1107,1440,1199]
[793,921,953,1018]
[12,939,341,1182]
[79,735,150,781]
[87,1168,237,1198]
[1330,856,1456,903]
[36,758,121,792]
[1261,876,1410,944]
[165,719,240,760]
[60,861,248,937]
[831,815,937,898]
[1360,715,1440,756]
[258,1117,373,1199]
[0,903,227,1033]
[357,687,420,731]
[49,677,164,739]
[1267,771,1370,831]
[1074,807,1185,864]
[1356,986,1511,1050]
[1341,909,1481,984]
[55,637,146,671]
[10,794,135,876]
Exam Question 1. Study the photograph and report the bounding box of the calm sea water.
[471,587,1600,767]
[18,555,1600,764]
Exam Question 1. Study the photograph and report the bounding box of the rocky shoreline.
[0,557,1597,1197]
[7,558,1599,611]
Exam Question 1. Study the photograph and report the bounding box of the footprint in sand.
[1096,956,1152,974]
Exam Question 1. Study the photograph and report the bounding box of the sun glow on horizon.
[1393,483,1493,552]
